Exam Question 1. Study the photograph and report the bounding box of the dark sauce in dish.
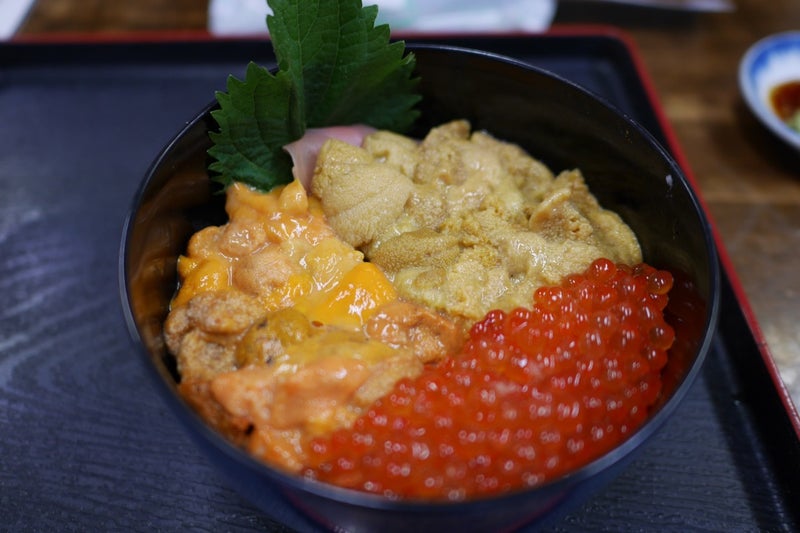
[770,80,800,126]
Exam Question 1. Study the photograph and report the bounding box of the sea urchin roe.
[165,180,463,473]
[312,120,643,322]
[302,258,675,501]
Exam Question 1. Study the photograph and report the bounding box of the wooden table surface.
[16,0,800,407]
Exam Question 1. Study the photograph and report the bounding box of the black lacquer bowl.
[120,45,720,533]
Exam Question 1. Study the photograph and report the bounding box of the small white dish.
[739,31,800,150]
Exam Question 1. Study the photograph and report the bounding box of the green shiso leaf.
[207,0,420,192]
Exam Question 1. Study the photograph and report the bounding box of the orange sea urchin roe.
[303,259,675,501]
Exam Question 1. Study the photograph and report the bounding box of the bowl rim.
[738,30,800,150]
[119,42,721,514]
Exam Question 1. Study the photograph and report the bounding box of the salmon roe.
[302,259,675,501]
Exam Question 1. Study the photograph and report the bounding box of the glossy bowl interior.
[120,45,720,532]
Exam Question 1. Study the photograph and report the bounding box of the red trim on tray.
[8,25,798,437]
[9,29,244,44]
[604,27,800,440]
[8,23,629,45]
[394,23,633,43]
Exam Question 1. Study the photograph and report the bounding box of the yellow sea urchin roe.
[313,120,643,322]
[166,179,405,389]
[172,181,395,329]
[165,180,462,473]
[295,262,398,327]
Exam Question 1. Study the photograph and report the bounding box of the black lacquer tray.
[1,30,798,531]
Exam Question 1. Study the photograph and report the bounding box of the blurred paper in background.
[0,0,35,38]
[209,0,557,36]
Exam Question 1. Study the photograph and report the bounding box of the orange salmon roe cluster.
[303,259,675,501]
